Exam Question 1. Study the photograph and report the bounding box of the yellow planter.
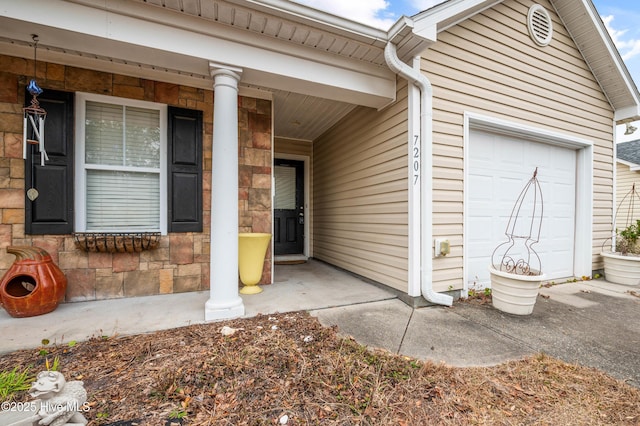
[238,233,271,294]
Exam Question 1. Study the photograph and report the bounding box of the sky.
[294,0,640,142]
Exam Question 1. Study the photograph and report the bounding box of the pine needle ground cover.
[1,311,638,425]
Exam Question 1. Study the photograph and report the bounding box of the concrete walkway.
[313,278,640,388]
[1,259,639,388]
[0,259,394,354]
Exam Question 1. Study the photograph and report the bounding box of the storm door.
[274,159,304,255]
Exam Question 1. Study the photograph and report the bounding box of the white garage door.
[467,129,576,288]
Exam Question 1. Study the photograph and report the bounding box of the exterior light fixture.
[624,122,637,135]
[22,34,48,167]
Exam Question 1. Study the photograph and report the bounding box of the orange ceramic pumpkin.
[0,246,67,318]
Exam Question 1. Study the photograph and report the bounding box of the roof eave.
[552,0,640,123]
[403,0,640,123]
[226,0,389,47]
[614,106,640,124]
[385,0,504,63]
[226,1,440,67]
[617,158,640,170]
[411,0,503,33]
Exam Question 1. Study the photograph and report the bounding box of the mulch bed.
[1,311,639,425]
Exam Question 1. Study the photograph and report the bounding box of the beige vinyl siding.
[424,0,614,291]
[616,162,640,230]
[275,138,312,157]
[312,79,409,292]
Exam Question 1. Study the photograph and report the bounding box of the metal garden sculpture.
[491,168,544,276]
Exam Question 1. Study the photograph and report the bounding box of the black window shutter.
[25,90,74,235]
[168,106,203,233]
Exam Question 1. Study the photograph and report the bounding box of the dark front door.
[274,159,304,255]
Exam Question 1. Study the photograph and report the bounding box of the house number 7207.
[413,134,420,185]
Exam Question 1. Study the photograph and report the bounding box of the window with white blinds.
[274,165,296,209]
[76,94,166,232]
[86,170,160,230]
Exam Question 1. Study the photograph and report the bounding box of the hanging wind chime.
[22,34,47,201]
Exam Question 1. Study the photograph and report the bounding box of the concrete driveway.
[312,279,640,388]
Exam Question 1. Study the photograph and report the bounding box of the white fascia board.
[0,0,109,38]
[579,0,640,115]
[412,0,503,34]
[226,0,389,46]
[614,105,640,123]
[616,158,640,171]
[0,0,395,108]
[387,16,415,40]
[410,21,437,44]
[556,0,640,120]
[0,17,212,76]
[242,68,394,107]
[1,39,212,89]
[392,0,501,58]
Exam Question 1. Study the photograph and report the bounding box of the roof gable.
[411,0,640,123]
[552,0,640,123]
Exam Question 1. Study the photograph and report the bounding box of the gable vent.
[527,4,553,47]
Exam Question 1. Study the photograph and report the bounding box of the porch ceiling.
[270,90,356,142]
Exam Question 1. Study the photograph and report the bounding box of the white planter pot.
[601,251,640,286]
[489,266,546,315]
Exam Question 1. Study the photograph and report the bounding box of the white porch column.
[205,64,245,321]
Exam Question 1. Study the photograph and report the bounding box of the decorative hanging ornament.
[22,34,48,167]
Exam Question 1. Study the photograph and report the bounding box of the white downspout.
[384,42,453,306]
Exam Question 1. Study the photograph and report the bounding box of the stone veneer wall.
[0,54,272,302]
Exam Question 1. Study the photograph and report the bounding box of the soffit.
[139,0,640,124]
[271,90,356,141]
[89,0,393,66]
[133,0,428,62]
[550,0,640,122]
[0,0,403,140]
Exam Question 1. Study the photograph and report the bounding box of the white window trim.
[74,92,168,234]
[275,153,310,258]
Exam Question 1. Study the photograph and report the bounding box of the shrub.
[616,219,640,255]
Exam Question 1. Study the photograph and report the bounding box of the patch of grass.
[462,287,492,305]
[38,338,51,357]
[95,411,109,420]
[45,356,60,372]
[169,408,187,419]
[0,366,34,401]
